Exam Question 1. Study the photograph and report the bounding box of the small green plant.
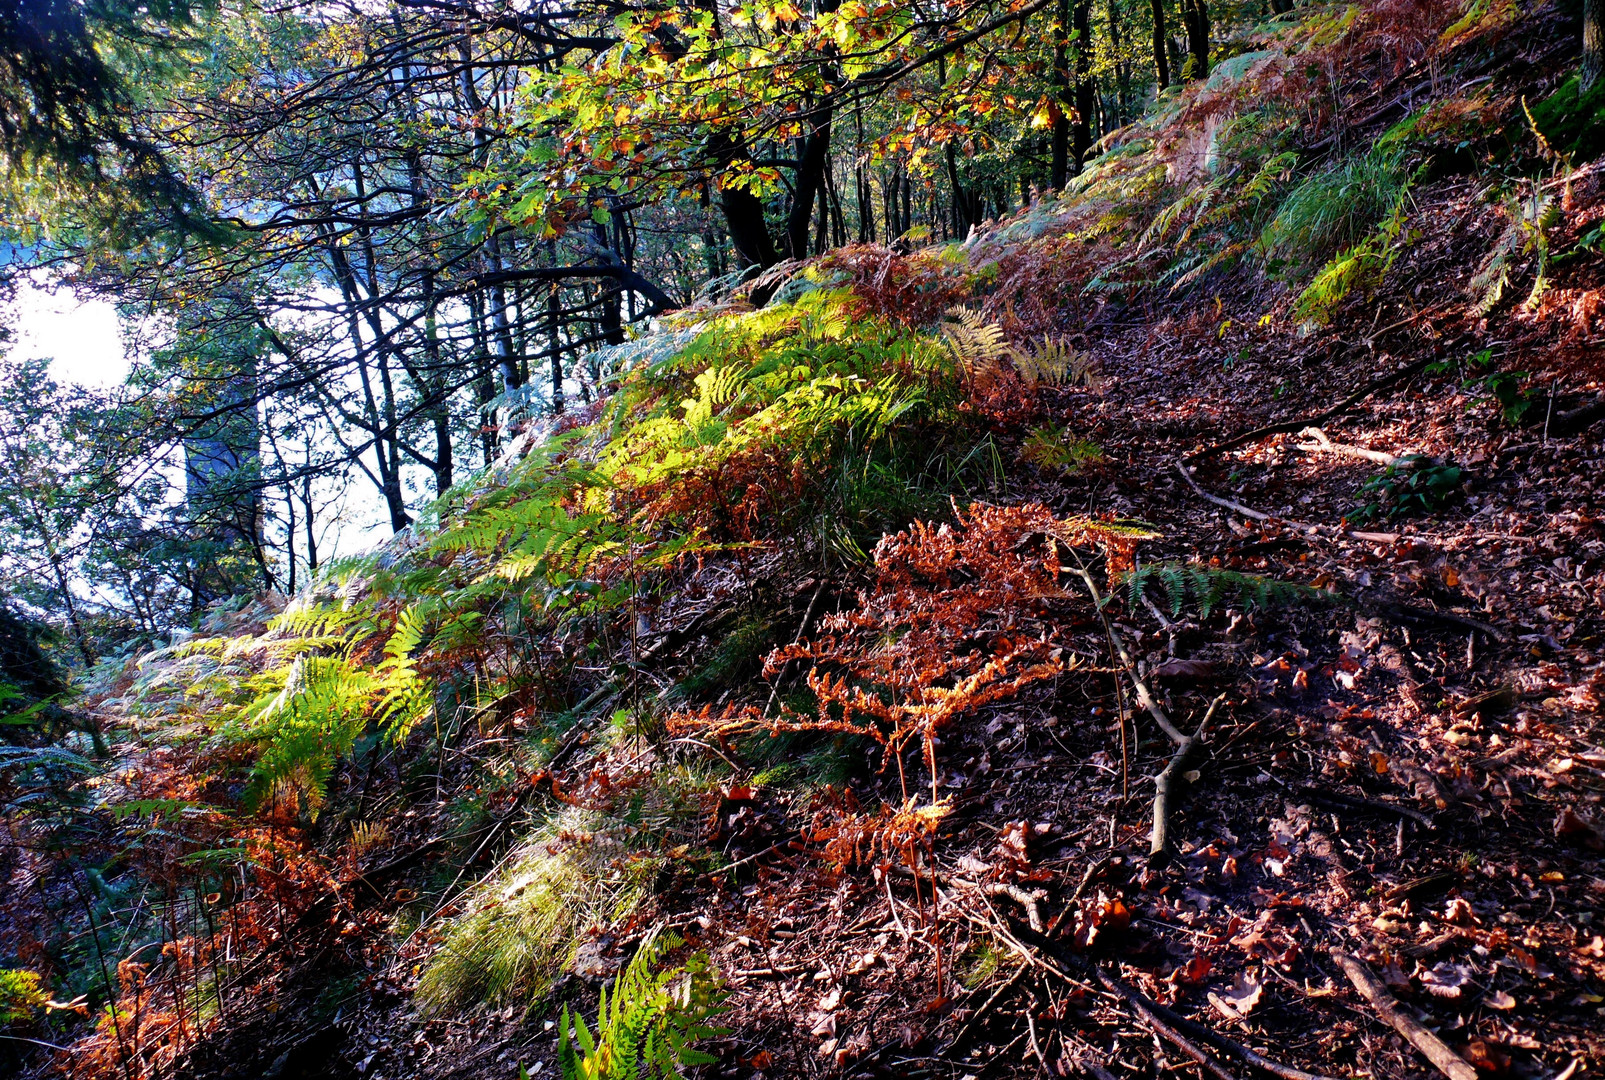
[1474,370,1536,424]
[0,969,44,1024]
[1020,426,1105,473]
[1433,349,1536,424]
[1125,562,1331,619]
[557,929,728,1080]
[1353,457,1464,522]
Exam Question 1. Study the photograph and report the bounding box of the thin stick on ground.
[1070,566,1186,745]
[1173,459,1401,545]
[1331,951,1478,1080]
[1151,694,1227,867]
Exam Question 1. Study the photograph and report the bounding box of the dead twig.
[1151,694,1227,867]
[1372,600,1508,644]
[1000,919,1239,1080]
[1330,950,1477,1080]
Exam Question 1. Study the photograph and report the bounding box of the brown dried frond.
[805,791,952,869]
[671,503,1155,803]
[818,244,971,325]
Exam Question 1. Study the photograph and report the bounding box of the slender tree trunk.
[283,481,297,595]
[300,444,318,576]
[1107,0,1129,128]
[1051,0,1071,190]
[467,292,497,467]
[420,270,452,496]
[1585,0,1604,92]
[1151,0,1171,89]
[1181,0,1210,79]
[786,102,835,259]
[1073,0,1096,171]
[548,285,565,415]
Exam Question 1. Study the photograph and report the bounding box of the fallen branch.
[1184,357,1435,464]
[1296,427,1418,468]
[1547,393,1605,438]
[1299,785,1437,830]
[1372,600,1508,644]
[983,883,1046,931]
[1174,460,1398,545]
[1175,459,1279,523]
[1330,950,1477,1080]
[1173,462,1508,643]
[1071,566,1186,745]
[1151,694,1227,867]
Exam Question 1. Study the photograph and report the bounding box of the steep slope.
[7,3,1605,1079]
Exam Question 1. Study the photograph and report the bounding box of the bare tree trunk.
[1586,0,1604,92]
[1073,0,1096,171]
[1051,0,1071,190]
[1151,0,1171,89]
[548,284,565,416]
[1181,0,1210,80]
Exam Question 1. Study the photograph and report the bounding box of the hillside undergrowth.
[8,3,1605,1078]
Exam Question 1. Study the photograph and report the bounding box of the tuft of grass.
[957,940,1008,990]
[676,616,778,700]
[416,807,663,1013]
[1258,148,1410,273]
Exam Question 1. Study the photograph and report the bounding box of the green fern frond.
[557,928,729,1080]
[1125,561,1333,620]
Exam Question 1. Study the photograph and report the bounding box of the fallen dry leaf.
[1224,973,1263,1014]
[1152,657,1216,680]
[1171,954,1212,987]
[1444,897,1479,925]
[1209,973,1264,1020]
[1555,806,1605,851]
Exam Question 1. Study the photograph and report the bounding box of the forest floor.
[16,7,1605,1076]
[121,165,1605,1080]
